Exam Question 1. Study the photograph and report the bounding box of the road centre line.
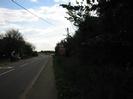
[0,58,41,77]
[20,63,29,68]
[0,66,13,69]
[19,61,37,68]
[0,69,15,77]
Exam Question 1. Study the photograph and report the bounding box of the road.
[0,54,50,99]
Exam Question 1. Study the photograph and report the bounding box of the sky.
[0,0,79,51]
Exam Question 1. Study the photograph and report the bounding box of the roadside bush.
[54,56,133,99]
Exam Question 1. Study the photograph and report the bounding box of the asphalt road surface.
[0,54,50,99]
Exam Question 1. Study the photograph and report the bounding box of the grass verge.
[0,59,10,67]
[53,56,82,99]
[53,55,133,99]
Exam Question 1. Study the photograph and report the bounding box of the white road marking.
[0,58,41,77]
[19,61,39,68]
[20,63,29,68]
[0,69,15,77]
[0,66,13,69]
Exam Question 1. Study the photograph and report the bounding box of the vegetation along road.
[0,54,51,99]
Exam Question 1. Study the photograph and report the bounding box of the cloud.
[20,24,69,51]
[54,0,87,5]
[0,8,39,24]
[0,4,69,26]
[30,0,38,3]
[54,0,75,3]
[54,0,86,4]
[0,4,74,51]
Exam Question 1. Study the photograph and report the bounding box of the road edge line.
[0,69,15,77]
[19,56,51,99]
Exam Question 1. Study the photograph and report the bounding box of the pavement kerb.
[19,57,51,99]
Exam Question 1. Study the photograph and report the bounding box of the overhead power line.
[11,0,54,25]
